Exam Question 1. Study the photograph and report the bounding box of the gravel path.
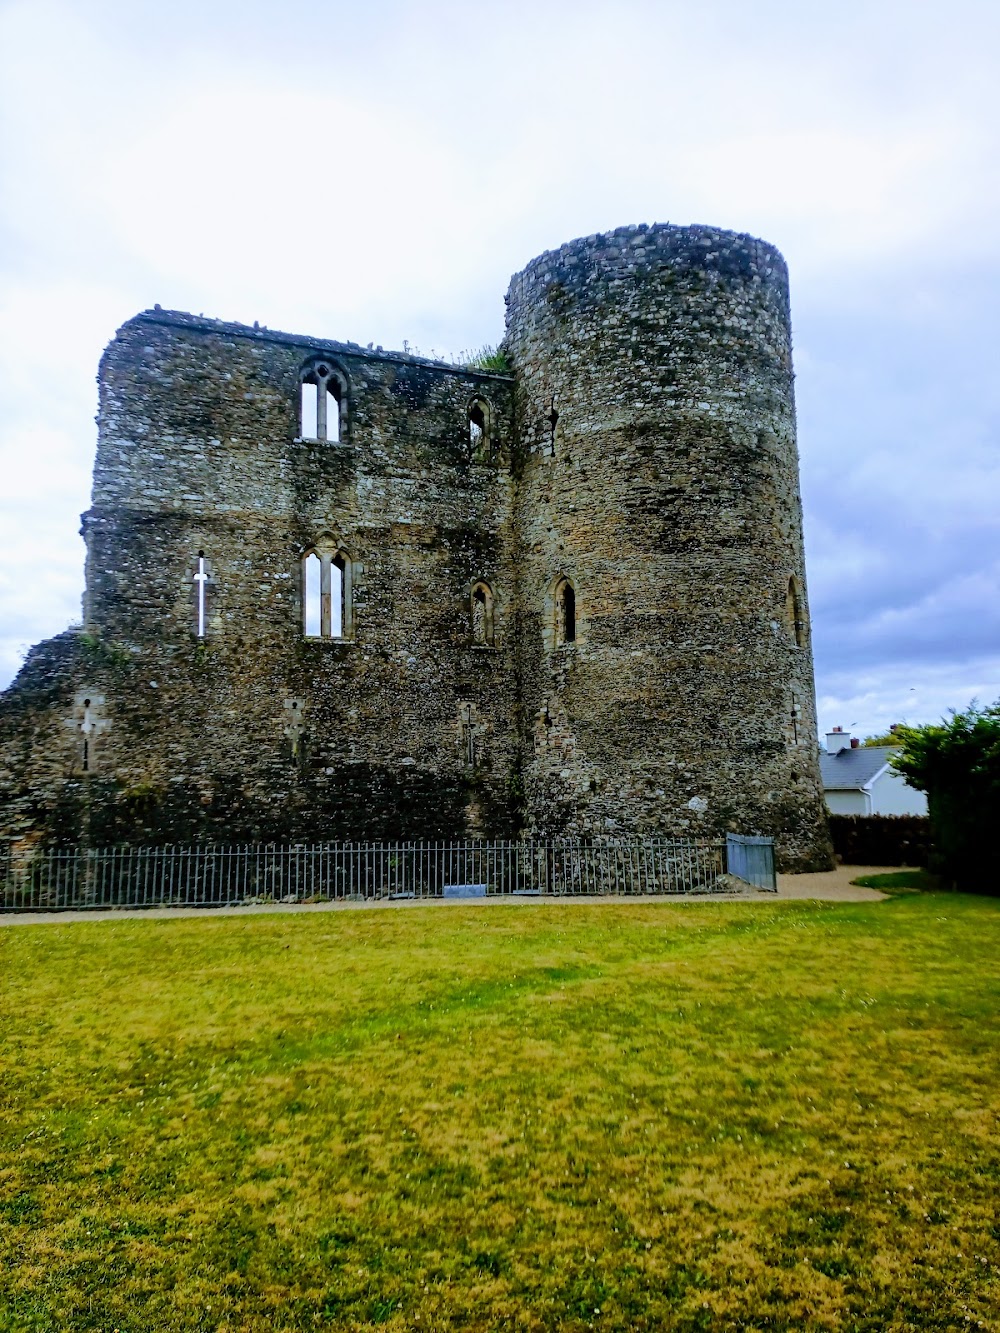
[0,865,895,925]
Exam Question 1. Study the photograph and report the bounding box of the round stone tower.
[505,223,832,871]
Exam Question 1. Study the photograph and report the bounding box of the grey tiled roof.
[819,746,897,791]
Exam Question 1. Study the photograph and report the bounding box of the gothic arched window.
[302,542,353,638]
[301,360,348,443]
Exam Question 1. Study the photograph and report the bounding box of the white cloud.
[1,0,1000,739]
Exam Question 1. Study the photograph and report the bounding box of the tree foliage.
[890,702,1000,892]
[861,726,902,747]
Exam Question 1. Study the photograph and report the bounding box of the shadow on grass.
[849,869,937,895]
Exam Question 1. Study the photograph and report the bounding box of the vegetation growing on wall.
[458,344,512,374]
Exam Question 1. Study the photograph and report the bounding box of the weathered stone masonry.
[0,224,833,869]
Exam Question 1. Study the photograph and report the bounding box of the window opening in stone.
[459,702,478,769]
[469,403,485,457]
[471,581,494,646]
[789,692,802,746]
[556,578,576,645]
[301,361,345,442]
[301,382,318,440]
[326,388,340,443]
[304,552,322,636]
[81,698,92,772]
[548,396,559,456]
[193,550,208,638]
[786,576,805,648]
[303,547,351,639]
[331,554,345,637]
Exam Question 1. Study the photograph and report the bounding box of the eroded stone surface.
[0,223,832,869]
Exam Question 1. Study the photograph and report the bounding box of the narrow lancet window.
[81,698,93,772]
[304,552,322,636]
[330,555,345,637]
[471,582,495,645]
[560,583,576,645]
[193,550,208,638]
[301,360,346,442]
[301,382,318,440]
[548,396,559,457]
[786,576,805,647]
[557,579,576,645]
[789,690,803,746]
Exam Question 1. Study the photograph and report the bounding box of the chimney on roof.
[825,727,852,754]
[850,737,860,748]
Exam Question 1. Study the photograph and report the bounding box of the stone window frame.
[299,357,349,444]
[785,575,806,648]
[545,574,579,651]
[466,395,494,463]
[469,580,496,647]
[301,536,355,640]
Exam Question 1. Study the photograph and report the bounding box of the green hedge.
[829,814,932,867]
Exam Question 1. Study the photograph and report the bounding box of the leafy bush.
[828,814,931,867]
[890,702,1000,893]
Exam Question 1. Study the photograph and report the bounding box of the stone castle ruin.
[0,224,832,870]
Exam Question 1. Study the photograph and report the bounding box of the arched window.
[301,360,347,442]
[467,397,492,463]
[302,542,353,638]
[550,575,576,648]
[786,576,806,648]
[470,581,495,646]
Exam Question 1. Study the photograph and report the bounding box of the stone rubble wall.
[0,224,833,869]
[505,224,830,869]
[1,315,518,845]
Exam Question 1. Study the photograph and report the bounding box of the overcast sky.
[2,0,998,739]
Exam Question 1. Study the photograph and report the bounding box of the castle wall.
[0,225,833,869]
[505,225,830,869]
[0,314,518,844]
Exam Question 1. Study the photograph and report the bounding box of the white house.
[819,728,928,816]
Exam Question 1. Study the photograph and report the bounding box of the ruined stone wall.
[505,224,830,869]
[0,224,833,868]
[0,314,517,844]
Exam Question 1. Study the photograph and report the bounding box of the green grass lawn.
[2,895,999,1332]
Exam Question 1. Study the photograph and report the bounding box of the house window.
[302,544,353,638]
[786,576,806,648]
[301,360,347,442]
[471,581,495,645]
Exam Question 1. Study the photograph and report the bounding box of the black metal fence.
[0,836,775,913]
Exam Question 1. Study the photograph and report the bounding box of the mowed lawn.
[2,895,999,1332]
